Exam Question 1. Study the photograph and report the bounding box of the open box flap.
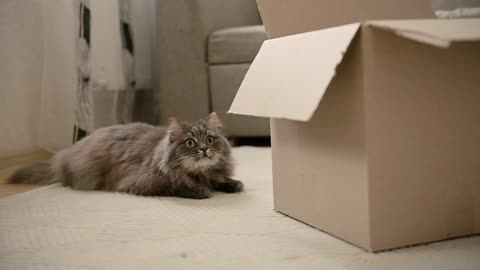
[367,19,480,48]
[228,23,361,122]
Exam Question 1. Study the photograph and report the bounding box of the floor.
[1,147,479,270]
[0,151,50,198]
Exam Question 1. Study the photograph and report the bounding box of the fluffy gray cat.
[9,113,243,199]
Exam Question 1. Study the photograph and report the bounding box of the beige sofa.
[154,0,269,137]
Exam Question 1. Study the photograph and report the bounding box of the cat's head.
[166,113,231,172]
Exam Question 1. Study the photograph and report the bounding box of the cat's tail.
[8,162,55,185]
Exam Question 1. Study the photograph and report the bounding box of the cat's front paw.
[222,179,244,193]
[189,187,212,199]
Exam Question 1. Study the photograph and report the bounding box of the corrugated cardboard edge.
[366,22,451,48]
[366,19,480,48]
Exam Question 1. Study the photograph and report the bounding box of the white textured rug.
[1,147,479,270]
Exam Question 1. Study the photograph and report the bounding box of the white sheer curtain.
[36,0,155,152]
[74,0,156,142]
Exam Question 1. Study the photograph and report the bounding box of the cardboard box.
[229,19,480,251]
[257,0,435,38]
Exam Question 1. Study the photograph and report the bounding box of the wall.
[0,0,44,158]
[0,0,77,158]
[37,0,76,153]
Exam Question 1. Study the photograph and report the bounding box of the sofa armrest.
[154,0,262,124]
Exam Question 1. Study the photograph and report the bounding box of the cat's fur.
[8,113,243,199]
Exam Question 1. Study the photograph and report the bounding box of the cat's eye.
[206,136,214,144]
[185,139,196,148]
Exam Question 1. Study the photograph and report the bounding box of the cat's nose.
[199,147,208,153]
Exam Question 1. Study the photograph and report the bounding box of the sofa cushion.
[208,25,267,65]
[209,64,270,136]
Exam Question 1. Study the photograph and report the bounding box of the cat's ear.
[206,112,223,130]
[168,117,183,142]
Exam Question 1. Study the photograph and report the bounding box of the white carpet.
[1,147,479,270]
